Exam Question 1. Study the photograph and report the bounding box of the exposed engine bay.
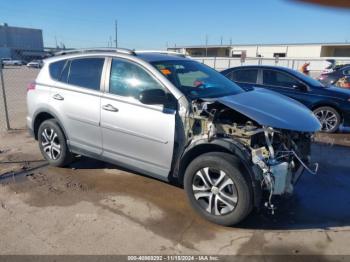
[184,99,319,213]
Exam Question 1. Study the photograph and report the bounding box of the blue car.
[221,66,350,133]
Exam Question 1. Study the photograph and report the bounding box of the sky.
[0,0,350,49]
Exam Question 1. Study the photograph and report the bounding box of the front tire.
[313,106,341,133]
[184,152,253,226]
[38,119,72,167]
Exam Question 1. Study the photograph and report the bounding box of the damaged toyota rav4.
[27,49,321,226]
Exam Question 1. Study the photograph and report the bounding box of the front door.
[101,58,175,179]
[259,69,312,107]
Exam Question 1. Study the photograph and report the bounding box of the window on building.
[109,58,165,98]
[68,58,104,90]
[263,70,299,88]
[273,53,286,58]
[231,69,258,84]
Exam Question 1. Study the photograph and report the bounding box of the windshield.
[289,69,326,87]
[151,60,244,99]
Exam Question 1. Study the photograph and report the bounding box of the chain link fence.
[193,57,350,78]
[0,65,39,132]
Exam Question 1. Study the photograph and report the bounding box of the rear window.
[68,58,104,90]
[49,60,66,80]
[231,69,258,84]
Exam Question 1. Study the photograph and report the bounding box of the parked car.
[2,58,23,66]
[26,60,43,68]
[27,49,321,226]
[317,64,350,87]
[336,76,350,89]
[221,65,350,133]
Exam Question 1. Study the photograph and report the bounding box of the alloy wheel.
[192,167,238,216]
[314,109,338,132]
[41,128,61,160]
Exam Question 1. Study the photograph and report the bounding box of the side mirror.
[139,89,167,105]
[293,83,308,91]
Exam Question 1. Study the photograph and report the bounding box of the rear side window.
[49,60,66,80]
[68,58,104,90]
[263,70,299,88]
[230,69,258,84]
[343,67,350,75]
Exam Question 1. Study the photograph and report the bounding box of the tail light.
[27,81,36,92]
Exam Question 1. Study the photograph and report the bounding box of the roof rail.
[54,48,136,56]
[135,50,187,57]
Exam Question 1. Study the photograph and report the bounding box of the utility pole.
[205,34,208,57]
[0,66,10,130]
[220,36,223,46]
[55,35,58,48]
[115,20,118,48]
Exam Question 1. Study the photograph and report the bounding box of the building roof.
[136,52,190,62]
[171,42,350,49]
[0,23,42,32]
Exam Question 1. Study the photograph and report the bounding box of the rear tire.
[38,119,72,167]
[184,152,253,226]
[313,106,341,133]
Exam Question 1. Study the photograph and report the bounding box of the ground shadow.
[238,143,350,230]
[13,142,349,231]
[68,143,350,230]
[68,155,183,187]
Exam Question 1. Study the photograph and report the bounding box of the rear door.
[49,57,105,156]
[100,57,176,179]
[224,68,258,89]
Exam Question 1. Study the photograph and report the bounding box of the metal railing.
[192,57,350,76]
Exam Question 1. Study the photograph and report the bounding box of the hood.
[215,88,321,132]
[326,85,350,97]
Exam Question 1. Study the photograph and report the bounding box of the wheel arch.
[176,138,262,208]
[311,102,343,121]
[33,109,68,141]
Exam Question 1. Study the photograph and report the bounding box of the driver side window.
[109,59,165,98]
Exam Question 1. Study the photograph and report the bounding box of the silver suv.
[27,49,321,226]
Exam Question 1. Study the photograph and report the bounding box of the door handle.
[53,94,64,101]
[102,104,119,112]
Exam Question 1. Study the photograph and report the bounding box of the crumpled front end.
[184,97,319,213]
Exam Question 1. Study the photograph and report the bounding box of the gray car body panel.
[30,52,180,180]
[28,51,320,183]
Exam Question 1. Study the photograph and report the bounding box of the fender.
[32,107,70,144]
[175,137,263,207]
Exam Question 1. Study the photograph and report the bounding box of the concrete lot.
[0,130,350,256]
[0,66,350,256]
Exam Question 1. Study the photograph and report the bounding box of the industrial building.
[0,23,45,60]
[168,42,350,58]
